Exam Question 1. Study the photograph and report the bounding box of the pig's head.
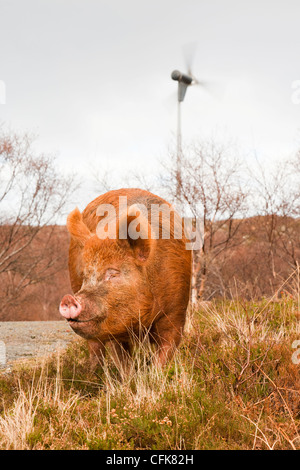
[59,206,155,340]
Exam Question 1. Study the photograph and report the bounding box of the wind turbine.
[171,69,194,202]
[171,45,213,204]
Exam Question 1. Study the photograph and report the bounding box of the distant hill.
[0,225,71,321]
[0,215,299,321]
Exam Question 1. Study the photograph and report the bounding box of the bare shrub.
[0,127,75,319]
[165,139,249,301]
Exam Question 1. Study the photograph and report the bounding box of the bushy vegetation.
[0,291,299,450]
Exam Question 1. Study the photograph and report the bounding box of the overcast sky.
[1,0,300,209]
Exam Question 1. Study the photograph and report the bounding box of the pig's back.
[82,188,192,319]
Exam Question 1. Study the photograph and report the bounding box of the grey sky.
[1,0,300,208]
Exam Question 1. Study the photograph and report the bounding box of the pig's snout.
[59,294,82,320]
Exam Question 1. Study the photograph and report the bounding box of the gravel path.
[0,321,76,368]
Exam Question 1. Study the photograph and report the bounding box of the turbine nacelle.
[171,70,193,85]
[171,70,194,103]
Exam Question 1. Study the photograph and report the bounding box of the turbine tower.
[171,70,193,202]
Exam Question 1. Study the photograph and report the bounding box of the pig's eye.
[104,269,121,281]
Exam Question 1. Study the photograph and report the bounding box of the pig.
[59,188,192,369]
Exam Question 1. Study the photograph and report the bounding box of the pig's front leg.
[151,313,185,367]
[87,339,106,371]
[109,340,132,376]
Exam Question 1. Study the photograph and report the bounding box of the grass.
[0,285,299,449]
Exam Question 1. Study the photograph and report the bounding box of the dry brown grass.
[0,269,299,449]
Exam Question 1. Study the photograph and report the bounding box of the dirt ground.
[0,321,76,368]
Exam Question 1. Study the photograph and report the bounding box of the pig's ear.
[117,204,154,263]
[67,207,92,246]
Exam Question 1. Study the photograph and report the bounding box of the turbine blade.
[182,41,197,75]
